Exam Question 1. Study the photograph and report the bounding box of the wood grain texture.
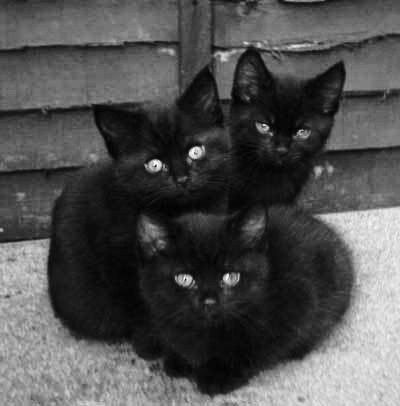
[0,169,76,242]
[0,45,178,112]
[214,37,400,98]
[0,0,178,50]
[0,109,108,171]
[179,0,212,91]
[214,0,400,49]
[328,94,400,151]
[221,92,400,152]
[300,148,400,213]
[1,93,399,172]
[2,148,400,241]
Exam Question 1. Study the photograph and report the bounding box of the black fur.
[136,205,354,394]
[47,66,231,340]
[47,55,353,396]
[229,47,346,209]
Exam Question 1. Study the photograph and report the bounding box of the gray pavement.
[1,208,400,405]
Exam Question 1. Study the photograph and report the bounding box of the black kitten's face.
[231,48,345,169]
[137,209,268,329]
[94,67,230,209]
[113,108,229,209]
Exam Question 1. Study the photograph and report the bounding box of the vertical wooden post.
[179,0,213,92]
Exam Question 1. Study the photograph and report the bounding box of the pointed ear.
[93,105,144,159]
[230,206,268,249]
[177,65,223,126]
[305,61,346,115]
[137,215,169,258]
[231,47,274,103]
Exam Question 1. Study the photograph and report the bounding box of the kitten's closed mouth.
[270,158,286,168]
[176,188,190,199]
[201,309,222,325]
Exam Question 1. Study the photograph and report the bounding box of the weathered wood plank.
[2,148,400,241]
[299,149,400,213]
[1,93,399,172]
[179,0,212,91]
[328,94,400,151]
[0,109,108,171]
[221,92,400,151]
[0,0,178,50]
[0,169,76,242]
[0,45,178,112]
[214,37,400,98]
[214,0,400,49]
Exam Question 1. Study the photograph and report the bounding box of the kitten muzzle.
[203,297,217,307]
[176,175,189,186]
[276,146,288,156]
[201,297,220,321]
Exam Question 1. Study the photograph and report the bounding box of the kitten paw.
[163,354,191,378]
[194,364,248,395]
[288,342,315,360]
[132,335,163,360]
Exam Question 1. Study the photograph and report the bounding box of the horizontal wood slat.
[214,37,400,98]
[0,109,108,171]
[1,93,399,172]
[300,148,400,213]
[0,45,178,112]
[0,0,178,50]
[329,94,400,151]
[2,148,400,241]
[221,93,400,151]
[214,0,400,49]
[0,169,75,242]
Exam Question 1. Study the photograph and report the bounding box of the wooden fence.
[1,0,400,241]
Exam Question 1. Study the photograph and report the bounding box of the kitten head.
[136,206,269,331]
[230,47,345,169]
[94,66,230,210]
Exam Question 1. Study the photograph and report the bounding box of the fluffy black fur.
[229,47,346,210]
[136,205,354,394]
[47,66,231,340]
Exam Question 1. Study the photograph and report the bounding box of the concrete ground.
[1,208,400,406]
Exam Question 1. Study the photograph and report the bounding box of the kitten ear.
[230,206,268,249]
[177,65,223,126]
[231,47,274,103]
[93,105,144,159]
[137,215,169,258]
[305,61,346,115]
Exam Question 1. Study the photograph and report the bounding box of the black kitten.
[47,67,230,341]
[137,205,353,394]
[229,47,345,210]
[95,67,229,214]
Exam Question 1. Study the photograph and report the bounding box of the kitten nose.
[203,297,217,307]
[177,175,188,185]
[276,146,288,155]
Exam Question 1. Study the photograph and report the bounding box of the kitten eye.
[255,121,273,136]
[221,272,240,287]
[144,159,166,174]
[188,145,206,161]
[294,129,311,140]
[174,273,196,289]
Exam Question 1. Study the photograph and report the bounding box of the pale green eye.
[221,272,241,287]
[255,121,273,136]
[144,159,166,174]
[174,273,196,289]
[294,128,311,140]
[188,145,206,161]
